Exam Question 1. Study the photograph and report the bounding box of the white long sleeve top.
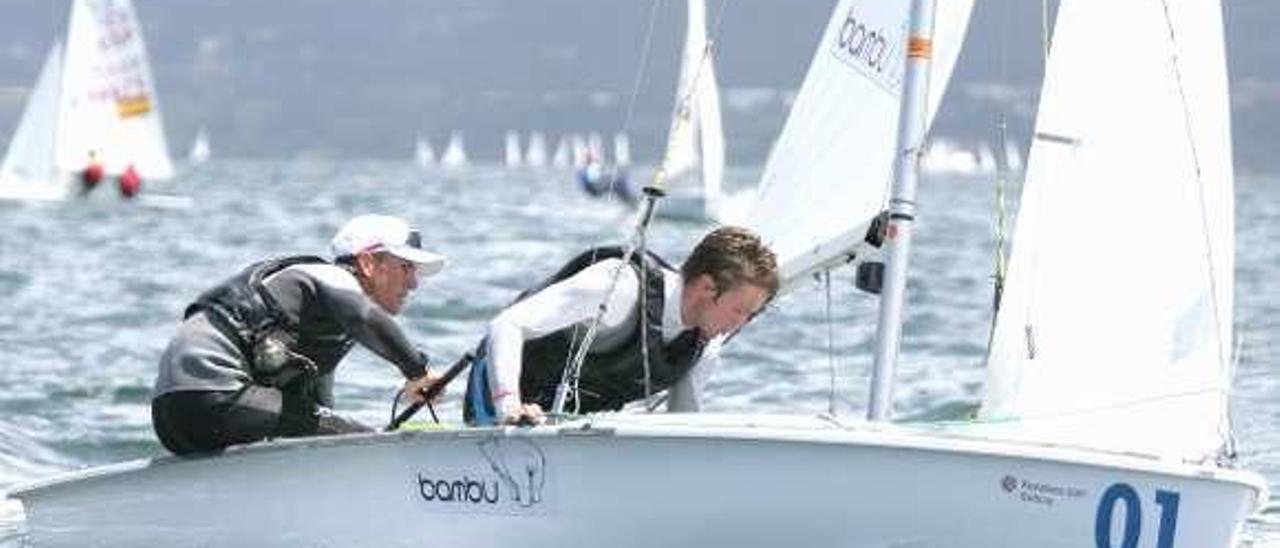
[485,258,722,420]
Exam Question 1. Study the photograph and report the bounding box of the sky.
[0,0,1276,172]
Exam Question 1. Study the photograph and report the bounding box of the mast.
[867,0,938,421]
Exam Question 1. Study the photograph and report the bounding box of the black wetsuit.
[151,258,427,454]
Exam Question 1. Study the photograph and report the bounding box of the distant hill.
[0,0,1276,173]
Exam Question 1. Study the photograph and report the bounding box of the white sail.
[0,42,66,201]
[975,141,996,173]
[586,132,606,164]
[56,0,173,180]
[525,131,548,168]
[187,127,210,164]
[659,0,724,195]
[1002,135,1023,171]
[695,40,725,206]
[570,134,588,168]
[980,0,1234,463]
[612,132,631,168]
[440,132,468,168]
[551,135,571,168]
[745,0,974,284]
[503,130,523,168]
[920,137,982,175]
[414,134,435,168]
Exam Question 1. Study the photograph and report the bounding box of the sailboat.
[186,127,211,165]
[6,1,1266,546]
[413,134,435,169]
[550,135,571,169]
[0,0,173,202]
[503,130,523,169]
[651,0,726,221]
[440,131,469,169]
[525,131,549,168]
[612,131,632,169]
[575,131,630,199]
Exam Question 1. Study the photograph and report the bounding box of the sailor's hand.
[402,370,445,404]
[501,402,545,426]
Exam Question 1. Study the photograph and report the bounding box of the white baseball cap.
[330,214,446,276]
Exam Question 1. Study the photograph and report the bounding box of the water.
[0,162,1277,546]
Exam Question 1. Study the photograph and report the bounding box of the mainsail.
[660,0,725,202]
[980,0,1235,463]
[56,0,173,180]
[745,0,974,285]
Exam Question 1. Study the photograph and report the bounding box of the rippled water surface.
[0,162,1277,545]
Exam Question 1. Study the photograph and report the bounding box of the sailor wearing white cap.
[152,214,448,455]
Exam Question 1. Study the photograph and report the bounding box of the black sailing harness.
[184,255,349,389]
[476,246,706,416]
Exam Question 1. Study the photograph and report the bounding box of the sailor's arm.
[487,259,639,421]
[285,265,430,380]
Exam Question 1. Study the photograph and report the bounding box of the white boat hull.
[9,414,1264,548]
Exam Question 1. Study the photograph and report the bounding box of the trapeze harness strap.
[466,246,705,423]
[183,255,347,388]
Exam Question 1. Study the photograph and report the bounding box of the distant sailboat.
[440,132,468,169]
[503,130,523,169]
[550,135,571,168]
[612,132,631,168]
[920,137,985,175]
[570,134,588,169]
[187,127,211,165]
[0,0,173,202]
[525,132,549,168]
[413,134,435,168]
[653,0,725,221]
[576,130,631,200]
[1002,135,1024,172]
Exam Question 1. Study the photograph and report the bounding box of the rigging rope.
[553,0,733,417]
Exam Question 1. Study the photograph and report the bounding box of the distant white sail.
[187,127,210,164]
[654,0,726,220]
[551,135,571,168]
[920,138,983,175]
[440,132,468,168]
[503,130,523,169]
[1002,136,1023,171]
[745,0,975,284]
[570,134,588,168]
[981,0,1236,463]
[661,0,723,189]
[612,132,631,168]
[414,134,435,168]
[975,142,996,173]
[525,132,548,168]
[586,132,606,164]
[0,42,65,200]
